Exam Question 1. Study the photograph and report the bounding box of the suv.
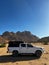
[7,41,44,57]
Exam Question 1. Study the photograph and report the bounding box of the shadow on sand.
[0,55,39,63]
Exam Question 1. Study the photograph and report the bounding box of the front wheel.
[35,50,42,58]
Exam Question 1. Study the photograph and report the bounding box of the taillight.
[7,47,9,51]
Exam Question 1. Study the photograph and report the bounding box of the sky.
[0,0,49,38]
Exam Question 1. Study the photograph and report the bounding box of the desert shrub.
[0,43,6,47]
[44,63,47,65]
[43,41,48,45]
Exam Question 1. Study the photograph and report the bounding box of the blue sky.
[0,0,49,38]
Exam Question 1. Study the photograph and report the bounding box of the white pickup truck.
[7,41,44,57]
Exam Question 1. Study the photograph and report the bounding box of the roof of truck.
[8,41,24,44]
[8,41,24,47]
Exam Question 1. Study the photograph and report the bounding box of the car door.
[27,44,35,53]
[20,44,27,53]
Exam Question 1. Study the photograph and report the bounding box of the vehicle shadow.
[0,55,39,63]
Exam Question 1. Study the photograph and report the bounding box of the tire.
[35,50,42,58]
[12,50,18,57]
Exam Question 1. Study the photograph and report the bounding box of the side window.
[27,44,33,47]
[21,44,26,47]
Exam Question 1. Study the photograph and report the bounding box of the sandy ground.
[0,44,49,65]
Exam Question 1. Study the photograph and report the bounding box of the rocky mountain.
[0,31,49,43]
[0,36,8,44]
[38,36,49,42]
[1,31,39,43]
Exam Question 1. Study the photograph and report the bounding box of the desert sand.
[0,43,49,65]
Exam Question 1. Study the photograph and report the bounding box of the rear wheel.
[35,50,42,58]
[12,50,18,57]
